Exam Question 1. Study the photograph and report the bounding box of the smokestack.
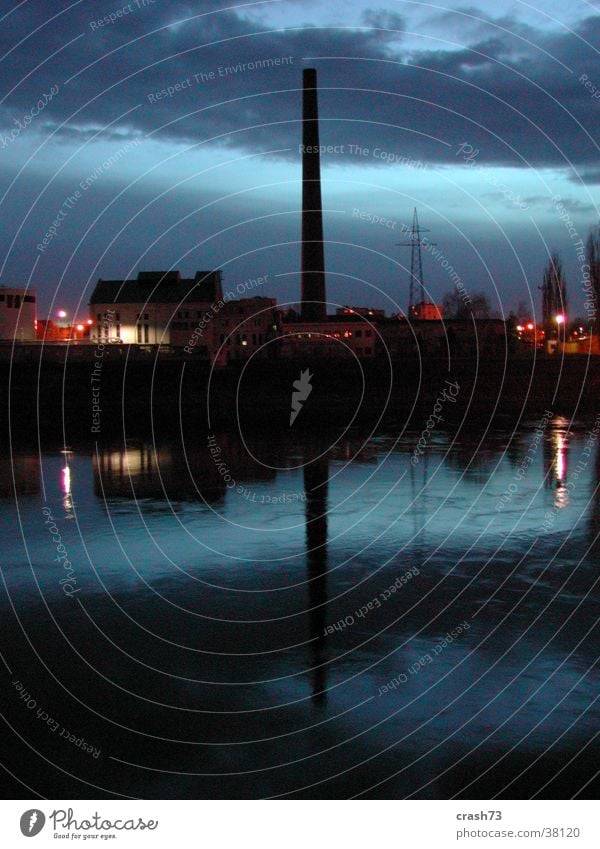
[301,68,327,322]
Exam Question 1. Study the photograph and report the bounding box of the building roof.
[89,271,222,305]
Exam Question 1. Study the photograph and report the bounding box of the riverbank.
[1,352,598,443]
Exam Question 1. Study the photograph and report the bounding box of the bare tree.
[586,223,600,319]
[540,251,568,323]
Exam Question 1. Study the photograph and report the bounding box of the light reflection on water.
[1,420,599,798]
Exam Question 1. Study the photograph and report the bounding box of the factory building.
[0,287,37,342]
[88,270,223,349]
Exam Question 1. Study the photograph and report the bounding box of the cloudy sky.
[0,0,598,321]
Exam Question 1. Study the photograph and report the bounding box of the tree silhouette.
[540,251,568,324]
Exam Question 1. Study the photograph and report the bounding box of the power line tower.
[397,208,436,316]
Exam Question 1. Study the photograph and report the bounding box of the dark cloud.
[0,2,597,169]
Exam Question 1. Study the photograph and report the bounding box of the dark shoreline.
[2,353,599,444]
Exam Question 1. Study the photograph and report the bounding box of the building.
[336,306,385,319]
[382,316,508,358]
[411,301,443,320]
[280,314,380,358]
[212,296,281,364]
[88,270,222,348]
[0,287,36,341]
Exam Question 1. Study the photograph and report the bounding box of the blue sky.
[0,0,598,321]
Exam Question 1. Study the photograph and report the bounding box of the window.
[144,325,149,343]
[115,324,121,338]
[137,326,142,343]
[115,312,120,321]
[97,325,102,339]
[0,294,4,301]
[252,334,257,345]
[14,294,20,308]
[7,295,13,308]
[236,334,241,344]
[24,295,35,303]
[355,329,362,338]
[143,313,149,321]
[365,330,372,337]
[97,313,102,321]
[220,334,225,344]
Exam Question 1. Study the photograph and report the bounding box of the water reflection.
[2,422,600,798]
[61,455,75,518]
[304,454,329,705]
[93,444,227,503]
[0,454,40,497]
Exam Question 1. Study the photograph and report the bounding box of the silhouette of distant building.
[88,270,222,347]
[0,287,36,341]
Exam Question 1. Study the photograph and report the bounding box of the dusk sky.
[0,0,598,321]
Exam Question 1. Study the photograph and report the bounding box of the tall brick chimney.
[301,68,327,322]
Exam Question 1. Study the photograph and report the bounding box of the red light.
[87,319,93,325]
[76,324,84,331]
[526,323,534,330]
